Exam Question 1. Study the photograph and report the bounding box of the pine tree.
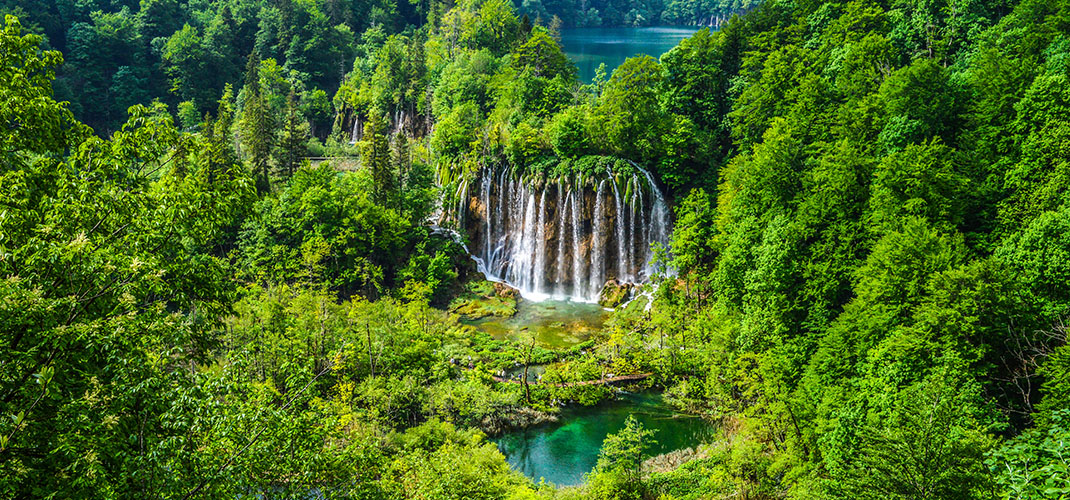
[519,14,532,40]
[549,15,562,41]
[213,84,237,163]
[275,88,310,180]
[204,84,239,182]
[363,111,394,206]
[391,131,411,198]
[239,54,274,193]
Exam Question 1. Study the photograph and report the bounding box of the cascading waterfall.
[624,175,633,280]
[638,167,672,278]
[467,164,672,303]
[513,191,537,291]
[482,173,492,266]
[533,190,548,295]
[589,180,606,299]
[608,170,628,283]
[570,189,586,300]
[456,179,469,229]
[555,182,569,294]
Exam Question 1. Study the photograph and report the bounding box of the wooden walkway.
[490,373,652,388]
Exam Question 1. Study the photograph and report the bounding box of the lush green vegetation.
[3,0,1070,498]
[2,0,753,136]
[512,0,760,28]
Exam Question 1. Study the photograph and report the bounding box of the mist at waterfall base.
[492,392,712,487]
[459,165,672,304]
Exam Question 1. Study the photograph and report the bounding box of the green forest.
[2,0,1070,498]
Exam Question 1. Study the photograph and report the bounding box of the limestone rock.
[598,279,634,308]
[494,281,521,300]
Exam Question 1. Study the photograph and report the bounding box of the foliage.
[0,16,254,496]
[586,415,654,499]
[988,410,1070,500]
[236,163,412,296]
[4,0,1070,498]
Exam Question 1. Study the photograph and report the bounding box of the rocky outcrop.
[642,445,709,476]
[598,279,634,308]
[494,281,520,300]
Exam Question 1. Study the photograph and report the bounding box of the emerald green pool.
[462,299,608,348]
[492,392,712,487]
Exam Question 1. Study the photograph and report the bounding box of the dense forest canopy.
[2,0,755,132]
[2,0,1070,498]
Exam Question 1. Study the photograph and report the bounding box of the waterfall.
[638,167,672,278]
[456,179,468,230]
[629,176,640,280]
[608,169,628,283]
[636,175,647,279]
[494,167,508,276]
[533,189,548,298]
[482,173,492,269]
[516,191,537,290]
[588,180,606,299]
[571,189,586,300]
[466,164,672,303]
[555,182,569,297]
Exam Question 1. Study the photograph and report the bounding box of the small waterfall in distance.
[464,163,672,303]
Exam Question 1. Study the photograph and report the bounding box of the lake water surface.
[560,26,702,81]
[492,391,712,487]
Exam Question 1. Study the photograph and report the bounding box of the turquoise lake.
[560,26,703,81]
[492,391,712,487]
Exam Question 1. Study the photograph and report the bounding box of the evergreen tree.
[240,54,275,193]
[588,416,653,499]
[213,84,238,162]
[275,88,310,179]
[363,110,394,206]
[391,131,412,196]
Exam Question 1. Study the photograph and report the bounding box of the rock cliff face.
[459,164,672,302]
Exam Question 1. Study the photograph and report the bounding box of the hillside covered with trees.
[2,0,754,133]
[2,0,1070,498]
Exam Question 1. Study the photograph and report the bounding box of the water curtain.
[462,164,671,302]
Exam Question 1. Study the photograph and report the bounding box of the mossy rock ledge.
[449,278,520,320]
[598,279,634,308]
